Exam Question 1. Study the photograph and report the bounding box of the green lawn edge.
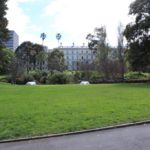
[0,83,150,140]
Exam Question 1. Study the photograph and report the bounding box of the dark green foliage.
[48,48,66,71]
[124,0,150,72]
[125,72,149,80]
[87,27,115,79]
[15,42,46,72]
[9,73,34,85]
[0,0,9,48]
[28,70,48,84]
[47,72,69,84]
[0,48,14,74]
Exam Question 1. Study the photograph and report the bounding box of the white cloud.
[6,0,41,45]
[6,0,135,49]
[44,0,134,47]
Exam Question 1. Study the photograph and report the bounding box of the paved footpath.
[1,124,150,150]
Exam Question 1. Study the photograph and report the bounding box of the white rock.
[80,81,90,85]
[26,81,36,85]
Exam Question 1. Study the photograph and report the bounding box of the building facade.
[58,46,95,70]
[5,30,19,51]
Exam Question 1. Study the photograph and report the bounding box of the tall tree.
[15,41,46,72]
[56,33,62,47]
[15,41,33,73]
[0,0,9,48]
[117,23,125,79]
[48,48,66,71]
[32,43,45,69]
[86,26,110,79]
[124,0,150,72]
[40,33,46,45]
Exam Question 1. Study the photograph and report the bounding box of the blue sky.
[6,0,134,49]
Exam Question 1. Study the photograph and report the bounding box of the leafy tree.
[15,41,33,73]
[15,41,46,72]
[124,0,150,72]
[86,26,110,79]
[117,23,125,79]
[32,43,46,69]
[48,48,66,71]
[0,48,14,74]
[0,0,9,49]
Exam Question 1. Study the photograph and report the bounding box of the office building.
[5,30,19,51]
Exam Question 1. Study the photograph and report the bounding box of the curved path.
[0,124,150,150]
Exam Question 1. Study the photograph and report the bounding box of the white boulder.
[80,81,90,85]
[26,81,36,85]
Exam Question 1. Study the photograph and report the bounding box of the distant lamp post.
[40,33,46,45]
[56,33,62,47]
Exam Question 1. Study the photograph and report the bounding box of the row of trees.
[86,0,150,80]
[15,42,66,72]
[0,0,150,83]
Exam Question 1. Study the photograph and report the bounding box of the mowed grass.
[0,83,150,140]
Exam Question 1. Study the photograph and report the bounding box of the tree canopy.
[0,48,14,74]
[124,0,150,72]
[48,48,66,71]
[0,0,9,48]
[86,26,110,78]
[15,41,46,72]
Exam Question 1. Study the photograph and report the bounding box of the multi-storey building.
[5,30,19,51]
[58,46,95,70]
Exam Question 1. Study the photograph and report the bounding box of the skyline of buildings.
[5,30,95,70]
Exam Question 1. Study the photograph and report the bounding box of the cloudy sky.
[6,0,134,48]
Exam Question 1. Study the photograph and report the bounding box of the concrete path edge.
[1,120,150,144]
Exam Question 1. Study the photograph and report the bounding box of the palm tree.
[56,33,62,47]
[40,33,46,45]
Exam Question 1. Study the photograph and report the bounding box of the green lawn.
[0,83,150,140]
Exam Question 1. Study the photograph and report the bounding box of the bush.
[28,70,48,83]
[73,71,101,83]
[15,73,34,84]
[89,73,104,83]
[125,72,148,80]
[0,76,8,83]
[47,72,70,84]
[7,72,34,84]
[40,76,47,84]
[29,70,42,81]
[63,71,74,83]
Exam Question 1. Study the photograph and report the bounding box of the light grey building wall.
[59,46,95,70]
[5,30,19,51]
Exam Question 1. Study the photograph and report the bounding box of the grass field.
[0,83,150,140]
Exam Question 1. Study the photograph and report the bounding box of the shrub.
[40,76,47,84]
[29,70,42,81]
[47,72,70,84]
[74,71,101,83]
[29,70,49,84]
[125,72,147,80]
[74,71,82,82]
[0,76,8,83]
[14,73,34,84]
